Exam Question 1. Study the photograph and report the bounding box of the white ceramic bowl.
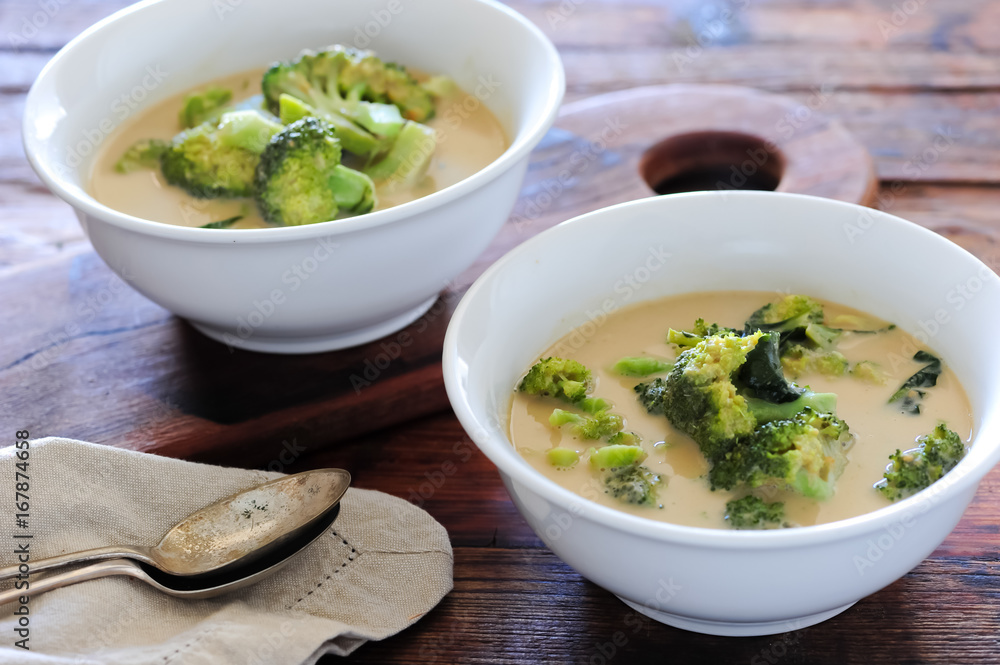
[443,191,1000,636]
[23,0,563,353]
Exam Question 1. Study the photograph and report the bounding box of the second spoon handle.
[0,559,147,606]
[0,545,151,582]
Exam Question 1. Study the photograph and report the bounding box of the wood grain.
[296,413,1000,663]
[2,1,1000,663]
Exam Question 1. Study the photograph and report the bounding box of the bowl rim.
[21,0,565,245]
[443,190,1000,549]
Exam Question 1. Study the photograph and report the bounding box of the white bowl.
[23,0,563,353]
[443,191,1000,636]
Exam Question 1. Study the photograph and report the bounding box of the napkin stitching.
[161,633,205,663]
[286,530,358,609]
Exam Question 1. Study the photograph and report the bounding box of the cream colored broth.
[89,68,508,228]
[508,291,974,529]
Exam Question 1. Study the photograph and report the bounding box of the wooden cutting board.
[6,85,881,465]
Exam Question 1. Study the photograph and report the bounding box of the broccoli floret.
[262,46,433,155]
[421,75,459,99]
[519,357,593,404]
[335,47,436,122]
[161,111,283,198]
[114,138,169,173]
[724,495,785,529]
[850,360,886,385]
[253,117,376,226]
[179,86,233,129]
[781,344,849,379]
[658,331,763,459]
[362,120,436,187]
[745,295,824,331]
[666,318,738,348]
[549,409,623,440]
[608,431,641,446]
[876,423,966,501]
[612,356,673,377]
[744,295,843,351]
[634,377,669,415]
[589,445,661,507]
[710,408,853,499]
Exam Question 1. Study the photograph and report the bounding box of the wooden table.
[4,1,1000,662]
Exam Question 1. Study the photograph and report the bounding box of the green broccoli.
[114,138,169,174]
[277,92,381,157]
[781,344,849,379]
[744,294,841,351]
[634,377,669,415]
[178,86,233,129]
[546,447,579,468]
[876,423,966,500]
[334,46,436,122]
[652,331,764,459]
[709,408,853,499]
[589,445,661,507]
[161,110,283,198]
[850,360,886,385]
[608,431,641,446]
[666,318,738,348]
[724,495,785,529]
[745,294,824,332]
[745,390,837,424]
[254,117,376,226]
[261,46,433,154]
[612,356,673,377]
[362,120,436,186]
[549,409,623,440]
[519,357,593,404]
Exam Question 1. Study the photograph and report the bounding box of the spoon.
[0,502,341,604]
[0,468,350,584]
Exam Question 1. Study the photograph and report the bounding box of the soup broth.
[89,69,509,228]
[508,291,973,529]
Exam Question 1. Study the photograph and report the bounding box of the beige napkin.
[0,438,453,664]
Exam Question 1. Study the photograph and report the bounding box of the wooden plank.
[332,549,1000,664]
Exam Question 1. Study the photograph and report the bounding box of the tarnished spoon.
[0,468,350,602]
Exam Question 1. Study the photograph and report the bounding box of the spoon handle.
[0,559,146,606]
[0,545,151,581]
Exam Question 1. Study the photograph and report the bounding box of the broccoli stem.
[746,391,837,423]
[328,164,376,214]
[278,93,379,157]
[364,121,436,185]
[612,356,673,377]
[215,111,283,154]
[547,448,580,468]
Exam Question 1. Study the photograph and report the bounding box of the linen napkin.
[0,438,453,664]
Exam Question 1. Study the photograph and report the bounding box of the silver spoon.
[0,468,350,602]
[0,504,340,603]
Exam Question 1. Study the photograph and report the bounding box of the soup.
[89,68,508,229]
[508,291,973,529]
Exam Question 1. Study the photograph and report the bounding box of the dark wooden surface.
[3,0,1000,662]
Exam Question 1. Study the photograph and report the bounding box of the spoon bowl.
[0,468,351,582]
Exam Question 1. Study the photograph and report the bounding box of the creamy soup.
[89,69,508,228]
[508,291,974,528]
